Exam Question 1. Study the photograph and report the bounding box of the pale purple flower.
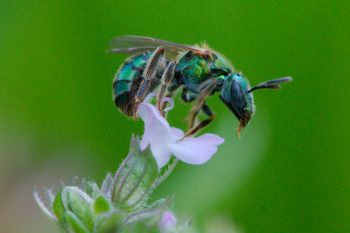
[138,102,224,168]
[159,211,177,233]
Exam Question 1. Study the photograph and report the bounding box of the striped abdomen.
[113,52,152,116]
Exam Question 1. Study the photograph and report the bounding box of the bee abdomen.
[113,52,151,116]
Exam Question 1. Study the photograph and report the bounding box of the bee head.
[219,73,254,134]
[219,74,292,135]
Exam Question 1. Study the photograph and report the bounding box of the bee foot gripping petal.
[161,97,174,112]
[143,93,174,112]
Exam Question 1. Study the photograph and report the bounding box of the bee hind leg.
[133,46,166,116]
[156,61,176,116]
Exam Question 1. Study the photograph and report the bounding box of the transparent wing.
[108,35,201,58]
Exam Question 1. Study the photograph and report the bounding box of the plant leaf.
[66,211,90,233]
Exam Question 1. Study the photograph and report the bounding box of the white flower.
[138,102,224,168]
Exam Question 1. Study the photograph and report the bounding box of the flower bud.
[111,136,159,210]
[53,186,94,233]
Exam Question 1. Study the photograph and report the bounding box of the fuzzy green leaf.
[53,189,71,232]
[33,191,57,221]
[95,210,124,233]
[101,173,113,195]
[112,136,159,210]
[61,186,94,231]
[93,194,111,214]
[83,181,101,199]
[66,211,90,233]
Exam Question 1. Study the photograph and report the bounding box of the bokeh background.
[1,1,349,232]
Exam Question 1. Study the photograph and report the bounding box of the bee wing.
[108,35,201,59]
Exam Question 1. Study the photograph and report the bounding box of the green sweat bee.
[109,35,292,136]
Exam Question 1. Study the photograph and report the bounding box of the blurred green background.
[1,1,349,232]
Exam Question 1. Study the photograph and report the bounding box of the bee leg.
[181,88,197,103]
[184,79,218,137]
[133,46,165,116]
[158,81,180,112]
[184,103,215,137]
[156,61,176,115]
[188,79,217,128]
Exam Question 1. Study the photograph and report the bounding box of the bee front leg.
[133,46,165,116]
[156,61,176,116]
[184,79,218,137]
[185,103,215,137]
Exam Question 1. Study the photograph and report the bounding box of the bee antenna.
[248,76,292,93]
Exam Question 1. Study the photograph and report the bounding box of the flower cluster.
[35,99,224,233]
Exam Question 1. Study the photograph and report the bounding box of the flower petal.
[138,103,173,168]
[151,142,172,168]
[168,134,224,165]
[138,103,171,150]
[170,127,184,139]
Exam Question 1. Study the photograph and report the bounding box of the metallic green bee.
[109,36,292,136]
